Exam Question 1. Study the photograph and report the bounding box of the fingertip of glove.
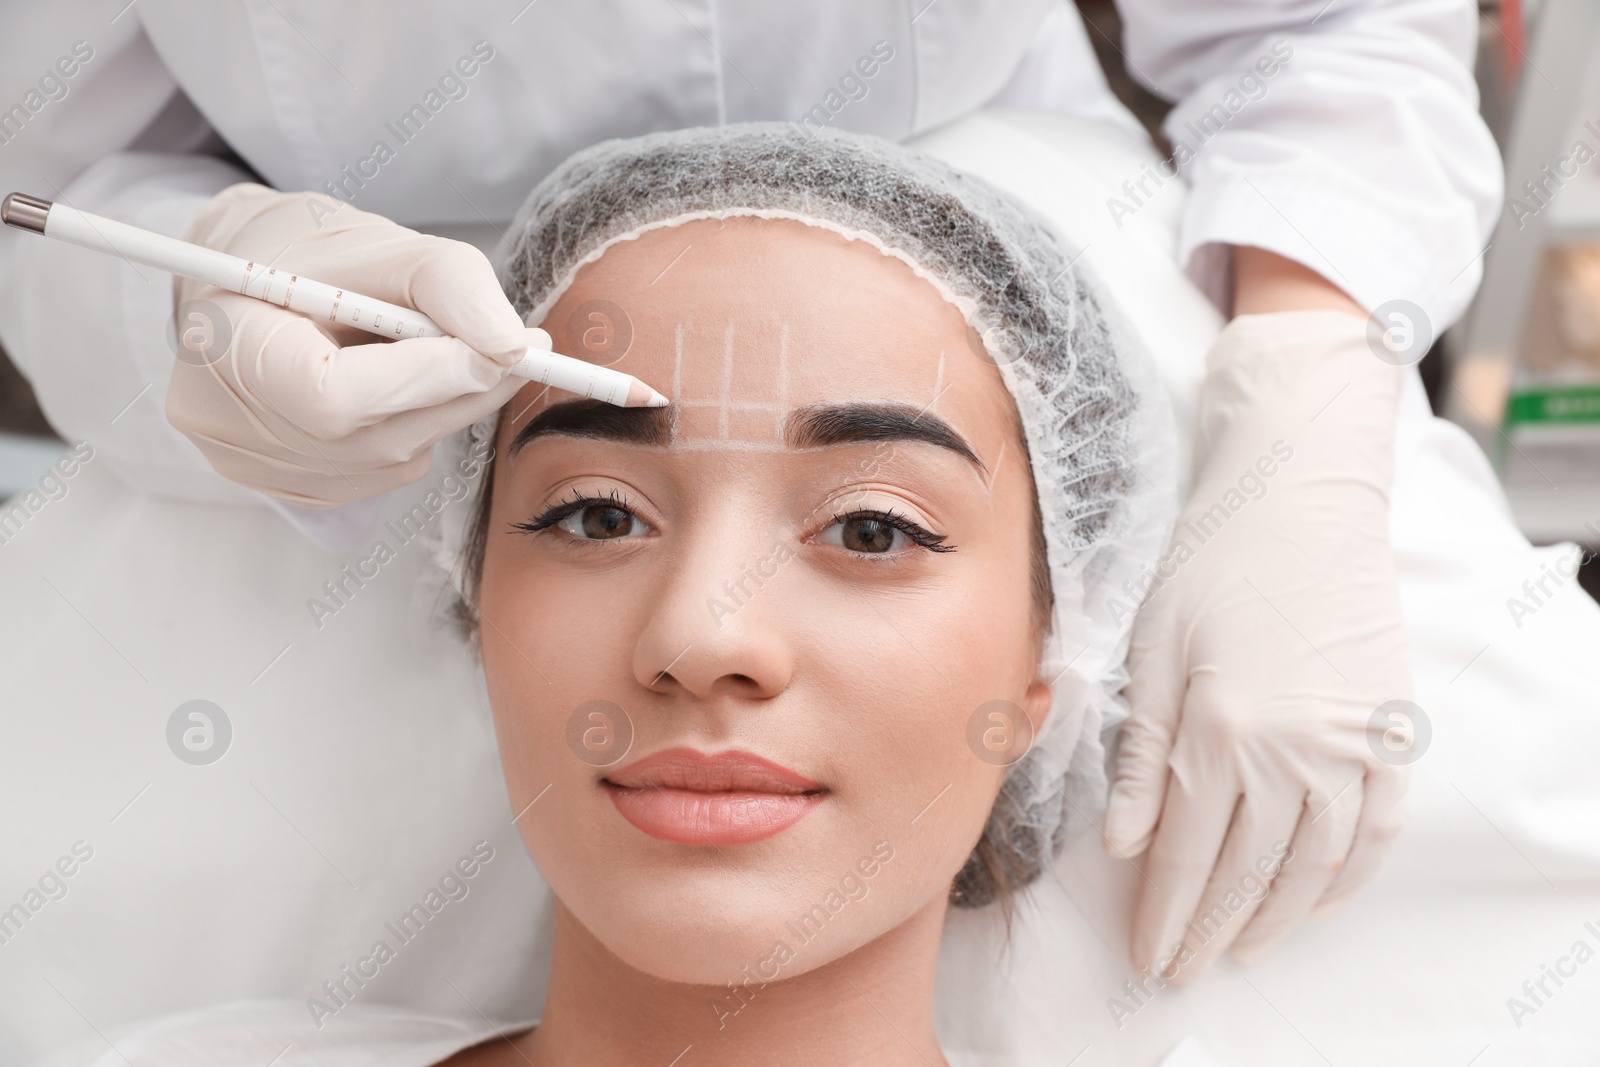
[1130,933,1178,983]
[442,290,534,365]
[1102,826,1152,858]
[472,325,550,373]
[475,320,537,365]
[1229,937,1269,966]
[1102,794,1157,856]
[1307,896,1347,922]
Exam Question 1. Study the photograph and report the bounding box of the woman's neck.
[496,893,951,1066]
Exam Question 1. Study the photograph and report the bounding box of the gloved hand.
[1107,309,1414,981]
[166,183,543,507]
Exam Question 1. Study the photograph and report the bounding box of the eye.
[513,489,652,543]
[814,508,955,556]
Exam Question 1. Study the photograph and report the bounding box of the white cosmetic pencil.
[1,191,669,409]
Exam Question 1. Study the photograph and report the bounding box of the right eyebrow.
[509,399,671,456]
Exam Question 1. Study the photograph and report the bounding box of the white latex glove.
[166,183,544,507]
[1107,309,1414,981]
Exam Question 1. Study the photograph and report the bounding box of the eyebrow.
[508,398,987,474]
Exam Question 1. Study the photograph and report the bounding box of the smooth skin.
[446,217,1054,1066]
[1233,247,1366,319]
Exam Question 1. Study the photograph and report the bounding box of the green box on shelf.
[1505,384,1600,427]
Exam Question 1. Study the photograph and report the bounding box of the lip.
[602,747,826,845]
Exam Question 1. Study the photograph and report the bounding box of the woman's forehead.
[511,217,1018,452]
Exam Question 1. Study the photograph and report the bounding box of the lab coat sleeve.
[1114,0,1503,330]
[0,15,268,509]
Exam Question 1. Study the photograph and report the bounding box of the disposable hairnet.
[433,122,1176,904]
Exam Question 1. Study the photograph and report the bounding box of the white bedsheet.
[4,111,1598,1066]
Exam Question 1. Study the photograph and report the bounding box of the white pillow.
[0,448,557,1061]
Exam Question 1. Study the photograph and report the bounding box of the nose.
[631,507,796,701]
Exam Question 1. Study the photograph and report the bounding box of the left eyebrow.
[783,401,987,475]
[509,397,986,475]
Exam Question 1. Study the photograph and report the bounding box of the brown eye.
[815,508,953,556]
[562,504,646,541]
[514,491,653,543]
[840,516,897,553]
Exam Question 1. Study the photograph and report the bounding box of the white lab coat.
[0,0,1500,514]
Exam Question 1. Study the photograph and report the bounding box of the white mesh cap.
[434,121,1177,904]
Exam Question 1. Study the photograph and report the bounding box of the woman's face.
[480,216,1052,984]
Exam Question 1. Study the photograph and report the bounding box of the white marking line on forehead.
[778,323,790,438]
[916,347,988,492]
[671,321,685,427]
[981,440,1007,495]
[668,320,791,452]
[910,348,954,427]
[719,320,733,439]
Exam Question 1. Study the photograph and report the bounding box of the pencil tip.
[624,380,671,408]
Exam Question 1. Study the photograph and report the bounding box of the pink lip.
[603,747,826,845]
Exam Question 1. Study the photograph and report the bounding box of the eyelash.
[822,507,956,556]
[512,488,639,544]
[511,489,957,556]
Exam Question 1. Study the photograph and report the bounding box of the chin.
[562,866,866,985]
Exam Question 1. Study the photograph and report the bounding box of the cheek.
[478,527,638,846]
[797,525,1038,890]
[478,552,558,823]
[479,550,669,957]
[799,640,1012,929]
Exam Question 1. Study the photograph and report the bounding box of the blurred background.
[3,0,1597,594]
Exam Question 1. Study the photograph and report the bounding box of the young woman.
[437,122,1171,1064]
[37,122,1174,1067]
